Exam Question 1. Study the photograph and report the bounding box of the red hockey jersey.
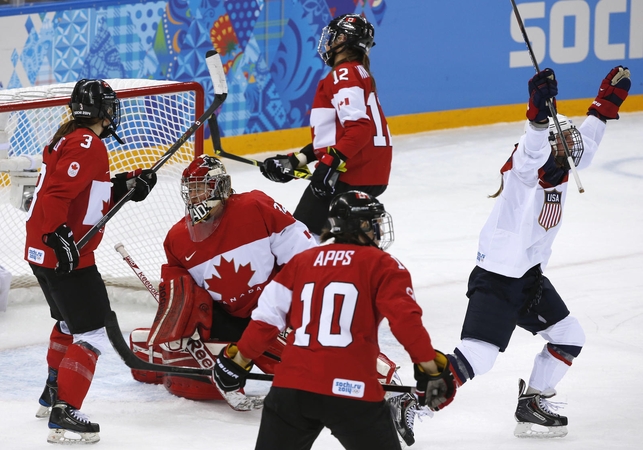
[237,243,437,402]
[162,190,316,318]
[25,129,111,269]
[310,60,392,186]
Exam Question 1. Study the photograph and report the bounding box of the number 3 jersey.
[162,190,316,319]
[310,60,392,186]
[25,128,111,269]
[237,243,437,402]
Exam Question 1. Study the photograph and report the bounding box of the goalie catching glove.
[213,344,253,392]
[587,65,631,121]
[414,350,457,411]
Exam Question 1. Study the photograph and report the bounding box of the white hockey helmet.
[548,114,584,168]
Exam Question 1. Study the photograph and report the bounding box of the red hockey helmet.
[181,155,231,241]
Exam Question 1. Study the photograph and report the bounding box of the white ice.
[1,113,642,449]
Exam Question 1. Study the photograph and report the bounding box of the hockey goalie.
[129,155,316,407]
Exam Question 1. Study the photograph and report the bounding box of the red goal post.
[0,79,204,290]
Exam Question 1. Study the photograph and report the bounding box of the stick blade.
[205,50,228,96]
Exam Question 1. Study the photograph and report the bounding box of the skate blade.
[47,428,100,445]
[514,421,568,438]
[36,404,51,419]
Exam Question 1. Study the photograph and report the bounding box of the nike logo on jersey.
[185,251,196,261]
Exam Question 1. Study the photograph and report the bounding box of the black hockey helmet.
[318,14,375,67]
[69,79,122,141]
[326,190,393,250]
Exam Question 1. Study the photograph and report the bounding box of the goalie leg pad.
[148,274,213,347]
[129,328,164,384]
[377,352,398,385]
[161,342,227,401]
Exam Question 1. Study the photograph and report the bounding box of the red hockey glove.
[587,65,631,121]
[112,168,157,202]
[527,68,557,123]
[414,350,457,411]
[43,224,79,274]
[213,344,252,392]
[310,148,346,199]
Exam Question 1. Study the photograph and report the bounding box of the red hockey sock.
[46,322,73,371]
[56,343,99,409]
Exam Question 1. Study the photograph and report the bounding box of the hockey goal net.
[0,79,204,290]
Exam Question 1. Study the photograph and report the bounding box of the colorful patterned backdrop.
[0,0,389,139]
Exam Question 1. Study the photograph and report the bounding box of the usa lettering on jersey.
[538,189,562,230]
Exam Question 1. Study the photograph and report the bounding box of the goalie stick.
[111,244,415,394]
[113,242,267,410]
[105,311,413,393]
[208,115,311,180]
[77,50,229,249]
[509,0,584,193]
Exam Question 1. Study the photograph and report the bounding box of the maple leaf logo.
[205,257,255,303]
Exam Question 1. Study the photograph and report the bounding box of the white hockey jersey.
[476,115,606,278]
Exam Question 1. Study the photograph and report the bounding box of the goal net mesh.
[0,79,204,290]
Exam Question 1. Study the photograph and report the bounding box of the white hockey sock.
[528,345,570,394]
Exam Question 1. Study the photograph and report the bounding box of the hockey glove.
[414,350,457,411]
[43,224,79,274]
[527,68,558,123]
[261,153,301,183]
[587,65,631,121]
[213,344,252,392]
[111,168,158,203]
[310,148,346,199]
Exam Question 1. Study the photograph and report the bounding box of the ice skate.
[47,402,100,445]
[35,378,57,418]
[514,378,568,438]
[388,392,432,447]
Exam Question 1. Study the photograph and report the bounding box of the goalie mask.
[318,14,375,67]
[548,114,584,169]
[69,79,122,142]
[181,155,232,242]
[326,190,394,250]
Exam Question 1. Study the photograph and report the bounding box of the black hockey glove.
[527,68,557,123]
[310,148,346,199]
[43,224,79,274]
[587,65,631,121]
[111,168,157,203]
[213,344,252,392]
[414,350,457,411]
[260,153,300,183]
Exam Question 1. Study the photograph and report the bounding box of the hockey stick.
[77,50,229,249]
[104,309,413,393]
[509,0,584,193]
[105,309,272,381]
[207,114,312,180]
[105,312,413,393]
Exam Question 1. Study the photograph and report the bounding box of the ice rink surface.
[1,113,642,449]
